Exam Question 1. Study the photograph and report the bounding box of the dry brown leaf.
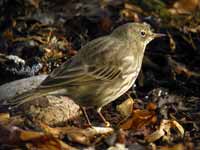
[168,56,200,78]
[26,0,41,8]
[43,48,63,58]
[39,124,91,145]
[20,130,45,141]
[158,143,184,150]
[120,2,142,22]
[124,2,143,13]
[117,129,126,144]
[145,120,184,143]
[0,115,25,126]
[120,109,157,130]
[0,125,47,145]
[0,125,22,145]
[63,126,113,145]
[0,112,10,123]
[3,29,13,40]
[99,16,112,32]
[146,102,157,111]
[25,136,76,150]
[0,124,76,149]
[67,49,78,56]
[107,143,127,150]
[120,10,140,22]
[39,123,113,145]
[169,0,200,14]
[12,36,46,44]
[116,97,134,118]
[183,25,200,33]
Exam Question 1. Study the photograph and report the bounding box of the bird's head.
[111,22,165,47]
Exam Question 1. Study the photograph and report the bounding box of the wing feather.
[39,36,123,89]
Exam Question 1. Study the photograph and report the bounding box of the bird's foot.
[97,107,111,127]
[104,121,110,127]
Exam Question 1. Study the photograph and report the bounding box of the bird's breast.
[121,55,139,78]
[119,55,142,92]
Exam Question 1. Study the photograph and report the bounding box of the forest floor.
[0,0,200,149]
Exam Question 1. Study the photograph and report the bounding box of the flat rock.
[0,75,47,102]
[0,75,81,126]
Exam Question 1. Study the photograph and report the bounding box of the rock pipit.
[6,22,165,126]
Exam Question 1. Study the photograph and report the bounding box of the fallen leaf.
[26,0,41,8]
[120,109,157,130]
[3,29,13,40]
[145,120,184,143]
[146,102,157,111]
[124,2,143,13]
[39,123,113,145]
[99,16,112,32]
[0,124,76,149]
[116,97,134,118]
[158,143,184,150]
[0,125,22,145]
[168,0,200,14]
[120,2,142,22]
[0,112,10,123]
[107,143,128,150]
[20,130,45,141]
[25,136,76,150]
[168,56,200,78]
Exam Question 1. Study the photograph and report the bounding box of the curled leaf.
[0,113,10,123]
[116,97,134,118]
[120,109,157,130]
[168,0,200,15]
[145,119,184,143]
[39,123,113,145]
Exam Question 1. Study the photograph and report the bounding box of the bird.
[5,22,164,126]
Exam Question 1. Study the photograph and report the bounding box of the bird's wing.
[39,36,124,88]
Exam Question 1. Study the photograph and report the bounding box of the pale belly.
[94,58,142,108]
[68,71,137,108]
[71,56,142,108]
[94,70,139,108]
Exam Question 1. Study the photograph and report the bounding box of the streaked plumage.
[6,22,164,126]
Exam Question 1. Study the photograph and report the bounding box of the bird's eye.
[140,31,146,37]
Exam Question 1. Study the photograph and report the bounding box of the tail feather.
[6,88,51,109]
[1,85,67,110]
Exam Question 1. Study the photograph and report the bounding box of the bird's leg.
[80,106,92,126]
[97,107,110,127]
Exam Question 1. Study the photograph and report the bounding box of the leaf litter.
[0,0,200,149]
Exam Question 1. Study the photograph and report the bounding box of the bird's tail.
[4,88,53,109]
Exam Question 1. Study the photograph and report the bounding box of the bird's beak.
[153,33,166,38]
